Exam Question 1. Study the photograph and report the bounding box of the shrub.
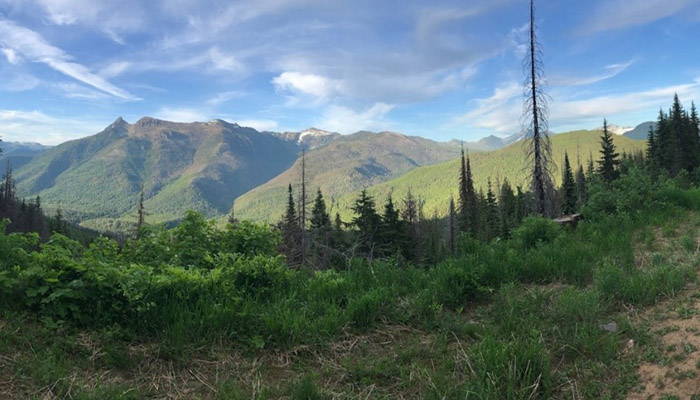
[512,217,561,250]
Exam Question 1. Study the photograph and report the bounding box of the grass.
[2,204,699,398]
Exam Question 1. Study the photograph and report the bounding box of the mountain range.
[0,141,52,176]
[3,118,652,230]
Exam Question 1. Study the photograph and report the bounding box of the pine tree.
[646,124,657,169]
[458,149,478,235]
[310,189,331,232]
[136,189,146,238]
[351,190,382,257]
[281,184,302,266]
[381,195,405,257]
[575,164,587,209]
[448,197,456,254]
[498,179,516,238]
[401,189,422,261]
[484,179,499,240]
[309,189,332,268]
[597,119,620,183]
[561,153,577,215]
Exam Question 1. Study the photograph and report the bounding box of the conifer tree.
[575,164,587,209]
[401,189,421,261]
[484,180,499,240]
[381,195,405,257]
[597,119,620,183]
[136,189,146,238]
[561,153,577,215]
[310,189,331,232]
[352,190,382,257]
[458,149,478,235]
[448,197,456,254]
[498,179,516,238]
[281,184,302,266]
[309,189,332,268]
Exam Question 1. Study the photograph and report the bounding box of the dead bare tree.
[522,0,553,216]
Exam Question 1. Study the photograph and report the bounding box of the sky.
[0,0,700,145]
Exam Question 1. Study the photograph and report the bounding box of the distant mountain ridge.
[623,121,656,140]
[0,141,51,176]
[11,118,467,230]
[233,130,464,221]
[14,117,303,230]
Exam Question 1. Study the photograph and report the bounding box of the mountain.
[275,128,340,149]
[0,141,51,176]
[14,117,302,230]
[233,131,463,222]
[624,121,656,140]
[329,130,647,220]
[601,123,634,136]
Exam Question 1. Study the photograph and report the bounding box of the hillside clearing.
[2,209,700,399]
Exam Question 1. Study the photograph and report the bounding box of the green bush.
[512,217,561,250]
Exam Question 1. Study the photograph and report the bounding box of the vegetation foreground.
[1,163,700,398]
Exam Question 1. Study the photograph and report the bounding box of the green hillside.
[14,118,300,230]
[332,130,646,219]
[234,131,463,222]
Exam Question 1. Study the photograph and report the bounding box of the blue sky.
[0,0,699,145]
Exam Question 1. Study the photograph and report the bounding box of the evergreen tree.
[136,189,146,238]
[381,195,405,257]
[575,164,587,209]
[448,197,456,254]
[458,149,478,236]
[597,119,620,182]
[646,124,657,169]
[401,189,422,261]
[561,153,577,215]
[309,189,332,268]
[351,190,382,257]
[281,184,302,266]
[498,179,516,238]
[310,189,331,232]
[484,180,498,240]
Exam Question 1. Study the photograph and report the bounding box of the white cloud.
[581,0,698,34]
[0,109,105,145]
[206,90,246,106]
[456,77,700,134]
[34,0,146,43]
[550,60,635,87]
[317,103,395,133]
[1,47,21,64]
[99,61,132,78]
[153,107,210,122]
[238,119,279,131]
[273,71,343,102]
[54,82,110,100]
[2,73,40,91]
[0,19,138,100]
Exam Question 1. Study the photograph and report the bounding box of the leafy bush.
[511,217,561,250]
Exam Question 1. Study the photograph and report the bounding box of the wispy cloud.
[456,77,700,134]
[0,109,105,145]
[0,19,138,100]
[580,0,698,34]
[206,90,246,106]
[317,103,395,133]
[550,60,635,86]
